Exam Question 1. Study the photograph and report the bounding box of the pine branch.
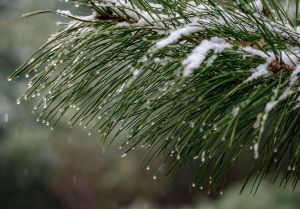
[8,0,300,193]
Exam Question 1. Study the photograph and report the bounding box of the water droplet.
[146,166,150,170]
[253,120,261,129]
[253,143,259,159]
[192,183,195,187]
[8,78,11,81]
[16,99,20,105]
[220,191,223,195]
[88,132,91,136]
[253,114,262,129]
[200,186,203,190]
[153,175,156,180]
[190,122,195,128]
[46,122,49,126]
[201,151,205,162]
[122,153,126,157]
[176,155,180,160]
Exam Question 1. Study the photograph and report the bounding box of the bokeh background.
[0,1,300,209]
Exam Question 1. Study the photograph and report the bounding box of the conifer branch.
[8,0,300,193]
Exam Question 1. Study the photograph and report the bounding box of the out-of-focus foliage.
[201,183,300,209]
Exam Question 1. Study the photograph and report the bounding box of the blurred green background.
[0,1,300,209]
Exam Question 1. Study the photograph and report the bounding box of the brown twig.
[269,60,295,73]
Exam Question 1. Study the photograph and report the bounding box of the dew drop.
[192,183,195,187]
[190,122,195,128]
[176,155,180,160]
[146,166,150,170]
[253,120,261,129]
[253,143,259,159]
[153,175,156,180]
[201,151,205,162]
[122,153,126,157]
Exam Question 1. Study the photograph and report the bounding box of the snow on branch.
[94,0,169,26]
[156,25,203,49]
[182,37,232,76]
